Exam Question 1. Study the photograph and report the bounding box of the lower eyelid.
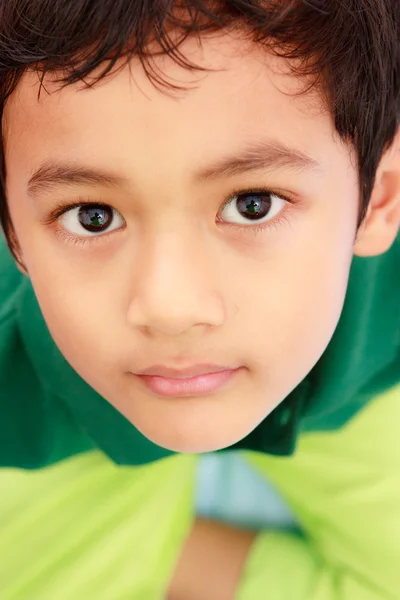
[52,228,92,248]
[228,207,291,234]
[53,222,126,248]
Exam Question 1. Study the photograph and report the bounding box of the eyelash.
[44,187,296,247]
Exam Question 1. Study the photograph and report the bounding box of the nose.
[126,230,226,337]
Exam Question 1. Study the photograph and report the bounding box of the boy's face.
[4,33,361,452]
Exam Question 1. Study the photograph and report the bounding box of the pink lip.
[135,367,242,398]
[136,364,235,379]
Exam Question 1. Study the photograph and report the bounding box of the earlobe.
[354,130,400,257]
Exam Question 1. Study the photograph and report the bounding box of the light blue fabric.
[195,451,299,531]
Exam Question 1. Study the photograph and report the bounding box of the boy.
[0,0,400,598]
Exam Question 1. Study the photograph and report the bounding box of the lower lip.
[136,368,242,398]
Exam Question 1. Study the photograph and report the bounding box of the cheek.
[287,252,351,364]
[280,194,357,371]
[9,210,126,376]
[241,219,355,397]
[24,257,124,385]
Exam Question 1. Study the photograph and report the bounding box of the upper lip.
[135,364,237,379]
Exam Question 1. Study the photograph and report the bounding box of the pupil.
[78,205,113,232]
[237,194,271,220]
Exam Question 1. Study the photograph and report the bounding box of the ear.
[354,127,400,257]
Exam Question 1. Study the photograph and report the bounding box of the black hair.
[0,0,399,262]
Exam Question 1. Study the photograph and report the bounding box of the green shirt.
[1,233,399,468]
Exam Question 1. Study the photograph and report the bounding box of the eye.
[59,203,125,237]
[218,189,287,228]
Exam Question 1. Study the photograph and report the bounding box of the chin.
[145,427,247,454]
[125,398,258,454]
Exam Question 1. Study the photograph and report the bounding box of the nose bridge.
[127,223,225,335]
[144,224,202,287]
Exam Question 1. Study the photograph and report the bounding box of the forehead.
[3,32,339,172]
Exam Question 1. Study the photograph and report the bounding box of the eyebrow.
[27,162,129,198]
[193,138,324,182]
[27,138,323,198]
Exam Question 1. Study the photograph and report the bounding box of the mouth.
[134,366,243,398]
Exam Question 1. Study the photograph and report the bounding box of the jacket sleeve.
[0,451,197,599]
[236,382,400,600]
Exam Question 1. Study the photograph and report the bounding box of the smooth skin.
[4,30,400,458]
